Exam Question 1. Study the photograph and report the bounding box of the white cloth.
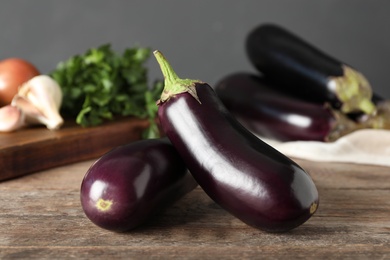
[261,129,390,167]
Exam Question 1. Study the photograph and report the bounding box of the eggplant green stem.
[153,50,202,104]
[328,65,376,115]
[326,106,368,142]
[364,100,390,129]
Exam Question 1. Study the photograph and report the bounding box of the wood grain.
[0,117,148,181]
[0,158,389,259]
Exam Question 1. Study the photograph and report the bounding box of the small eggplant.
[80,138,197,232]
[154,50,319,232]
[214,72,363,142]
[246,23,376,115]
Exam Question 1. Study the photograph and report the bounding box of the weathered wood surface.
[0,158,389,259]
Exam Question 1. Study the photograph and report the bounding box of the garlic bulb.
[13,75,64,130]
[0,105,26,132]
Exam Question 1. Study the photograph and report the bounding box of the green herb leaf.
[50,44,162,138]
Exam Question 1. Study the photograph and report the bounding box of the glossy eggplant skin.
[158,83,319,232]
[215,72,337,142]
[246,23,375,114]
[80,138,197,232]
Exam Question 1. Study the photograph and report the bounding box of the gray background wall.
[1,0,389,98]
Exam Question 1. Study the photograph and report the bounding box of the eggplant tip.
[310,202,318,214]
[96,198,113,212]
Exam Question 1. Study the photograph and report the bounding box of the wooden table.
[0,158,389,259]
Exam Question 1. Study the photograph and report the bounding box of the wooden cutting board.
[0,117,149,182]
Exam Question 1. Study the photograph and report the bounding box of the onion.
[0,58,40,107]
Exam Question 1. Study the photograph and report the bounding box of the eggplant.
[153,50,319,232]
[80,137,197,232]
[246,23,376,115]
[214,72,363,142]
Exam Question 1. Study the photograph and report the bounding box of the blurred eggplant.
[154,50,319,232]
[246,23,376,115]
[215,72,362,142]
[80,137,197,232]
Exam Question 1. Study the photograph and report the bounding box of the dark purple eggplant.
[154,50,319,232]
[80,137,197,232]
[246,23,376,115]
[215,72,363,142]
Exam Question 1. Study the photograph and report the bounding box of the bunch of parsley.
[50,44,163,138]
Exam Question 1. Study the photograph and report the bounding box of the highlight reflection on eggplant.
[246,23,376,115]
[215,72,363,142]
[154,50,319,232]
[80,138,197,232]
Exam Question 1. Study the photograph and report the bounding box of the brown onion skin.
[214,72,336,142]
[0,58,40,107]
[80,138,197,232]
[158,83,319,232]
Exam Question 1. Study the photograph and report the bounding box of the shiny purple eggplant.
[246,23,376,115]
[80,138,197,232]
[215,72,362,142]
[154,50,319,232]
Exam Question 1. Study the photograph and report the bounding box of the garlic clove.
[11,95,47,126]
[17,75,64,130]
[0,105,26,132]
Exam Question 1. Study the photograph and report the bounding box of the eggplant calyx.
[328,100,390,142]
[364,100,390,129]
[326,104,367,142]
[328,65,376,115]
[153,50,203,104]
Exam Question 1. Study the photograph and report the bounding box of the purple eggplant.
[80,137,197,232]
[154,50,319,232]
[215,72,362,142]
[246,23,376,115]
